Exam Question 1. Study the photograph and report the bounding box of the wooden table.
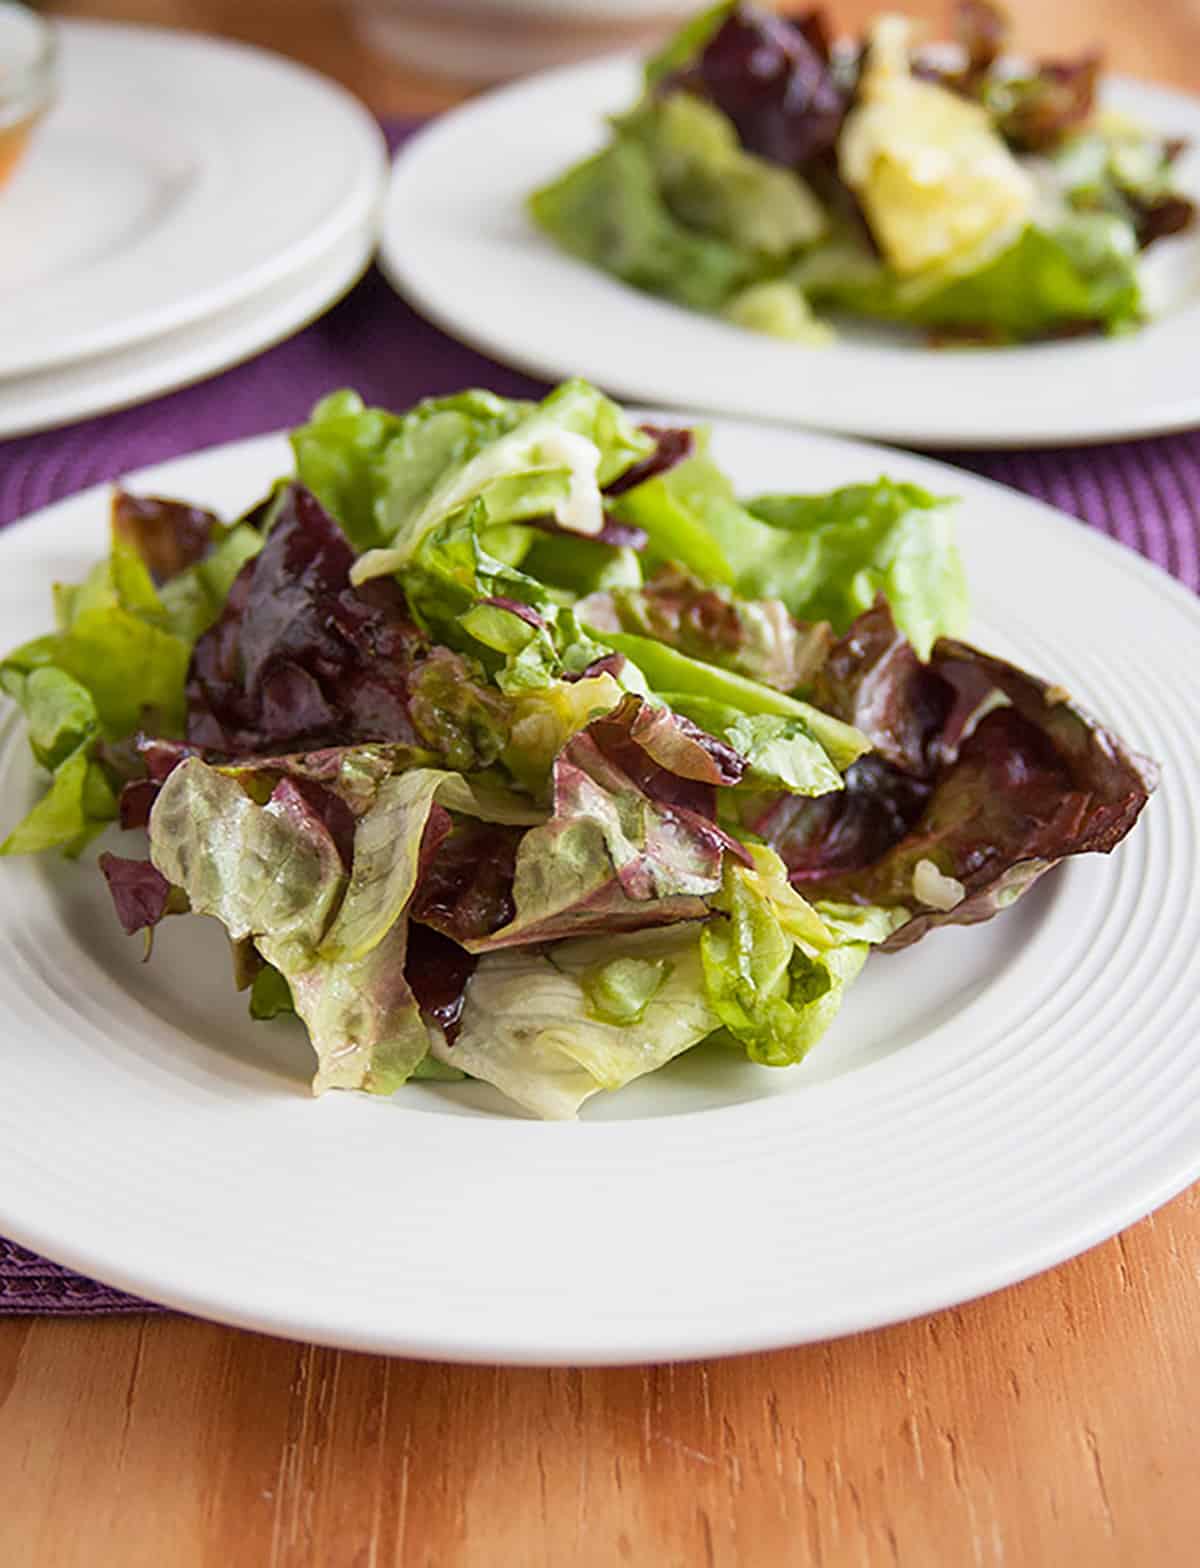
[6,4,1200,1563]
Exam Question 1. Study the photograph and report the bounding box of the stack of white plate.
[0,21,387,439]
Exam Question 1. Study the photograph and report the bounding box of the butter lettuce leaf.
[433,923,718,1119]
[700,845,905,1067]
[801,216,1143,339]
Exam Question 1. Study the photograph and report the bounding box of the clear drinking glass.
[0,1,55,190]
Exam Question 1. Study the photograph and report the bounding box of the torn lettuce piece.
[281,920,429,1095]
[723,279,833,343]
[291,387,532,554]
[578,567,831,692]
[616,92,826,259]
[743,479,967,661]
[350,379,654,582]
[1,741,116,857]
[755,603,1158,949]
[432,923,717,1119]
[699,845,905,1068]
[583,627,868,773]
[148,759,431,1093]
[528,138,752,315]
[609,436,966,659]
[803,215,1143,339]
[503,671,625,793]
[724,713,845,796]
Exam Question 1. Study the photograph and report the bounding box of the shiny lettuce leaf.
[583,627,869,773]
[431,923,718,1119]
[440,696,745,951]
[700,844,905,1067]
[757,605,1159,946]
[291,387,532,554]
[579,565,832,692]
[350,379,655,583]
[741,481,968,662]
[148,758,432,1093]
[183,483,511,769]
[609,437,967,659]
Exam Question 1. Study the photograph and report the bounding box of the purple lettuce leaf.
[97,852,185,936]
[667,4,848,172]
[185,483,425,753]
[183,484,509,768]
[423,695,748,952]
[805,598,954,774]
[603,425,695,498]
[111,492,221,584]
[582,566,832,693]
[757,604,1158,946]
[404,923,479,1045]
[411,817,523,945]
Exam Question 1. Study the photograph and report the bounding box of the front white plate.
[0,22,385,379]
[380,56,1200,448]
[0,424,1196,1364]
[0,218,376,439]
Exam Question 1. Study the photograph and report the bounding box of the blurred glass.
[349,0,701,83]
[0,1,55,189]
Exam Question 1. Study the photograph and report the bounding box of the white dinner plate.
[0,21,385,380]
[0,422,1197,1364]
[0,217,376,439]
[380,57,1200,448]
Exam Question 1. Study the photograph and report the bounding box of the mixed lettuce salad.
[529,1,1196,345]
[1,379,1156,1116]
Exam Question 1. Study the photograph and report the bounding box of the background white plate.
[0,22,385,379]
[0,424,1196,1364]
[380,57,1200,448]
[0,217,376,439]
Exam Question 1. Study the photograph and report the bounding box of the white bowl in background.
[350,0,698,82]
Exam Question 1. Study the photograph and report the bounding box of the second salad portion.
[1,380,1156,1117]
[530,1,1196,345]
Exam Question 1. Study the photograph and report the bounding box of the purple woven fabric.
[1,119,1198,1317]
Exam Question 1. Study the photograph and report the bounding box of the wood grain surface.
[6,3,1200,1564]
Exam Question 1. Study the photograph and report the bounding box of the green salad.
[529,1,1195,345]
[1,380,1155,1116]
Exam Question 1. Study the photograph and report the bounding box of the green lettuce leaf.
[583,626,869,772]
[0,523,227,855]
[0,736,116,857]
[528,138,752,314]
[291,387,531,553]
[617,93,826,260]
[699,845,905,1067]
[350,379,655,583]
[148,758,431,1094]
[609,438,966,658]
[432,923,718,1118]
[800,215,1143,339]
[724,713,845,796]
[744,479,968,660]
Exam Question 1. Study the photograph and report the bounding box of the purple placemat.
[2,120,1199,1318]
